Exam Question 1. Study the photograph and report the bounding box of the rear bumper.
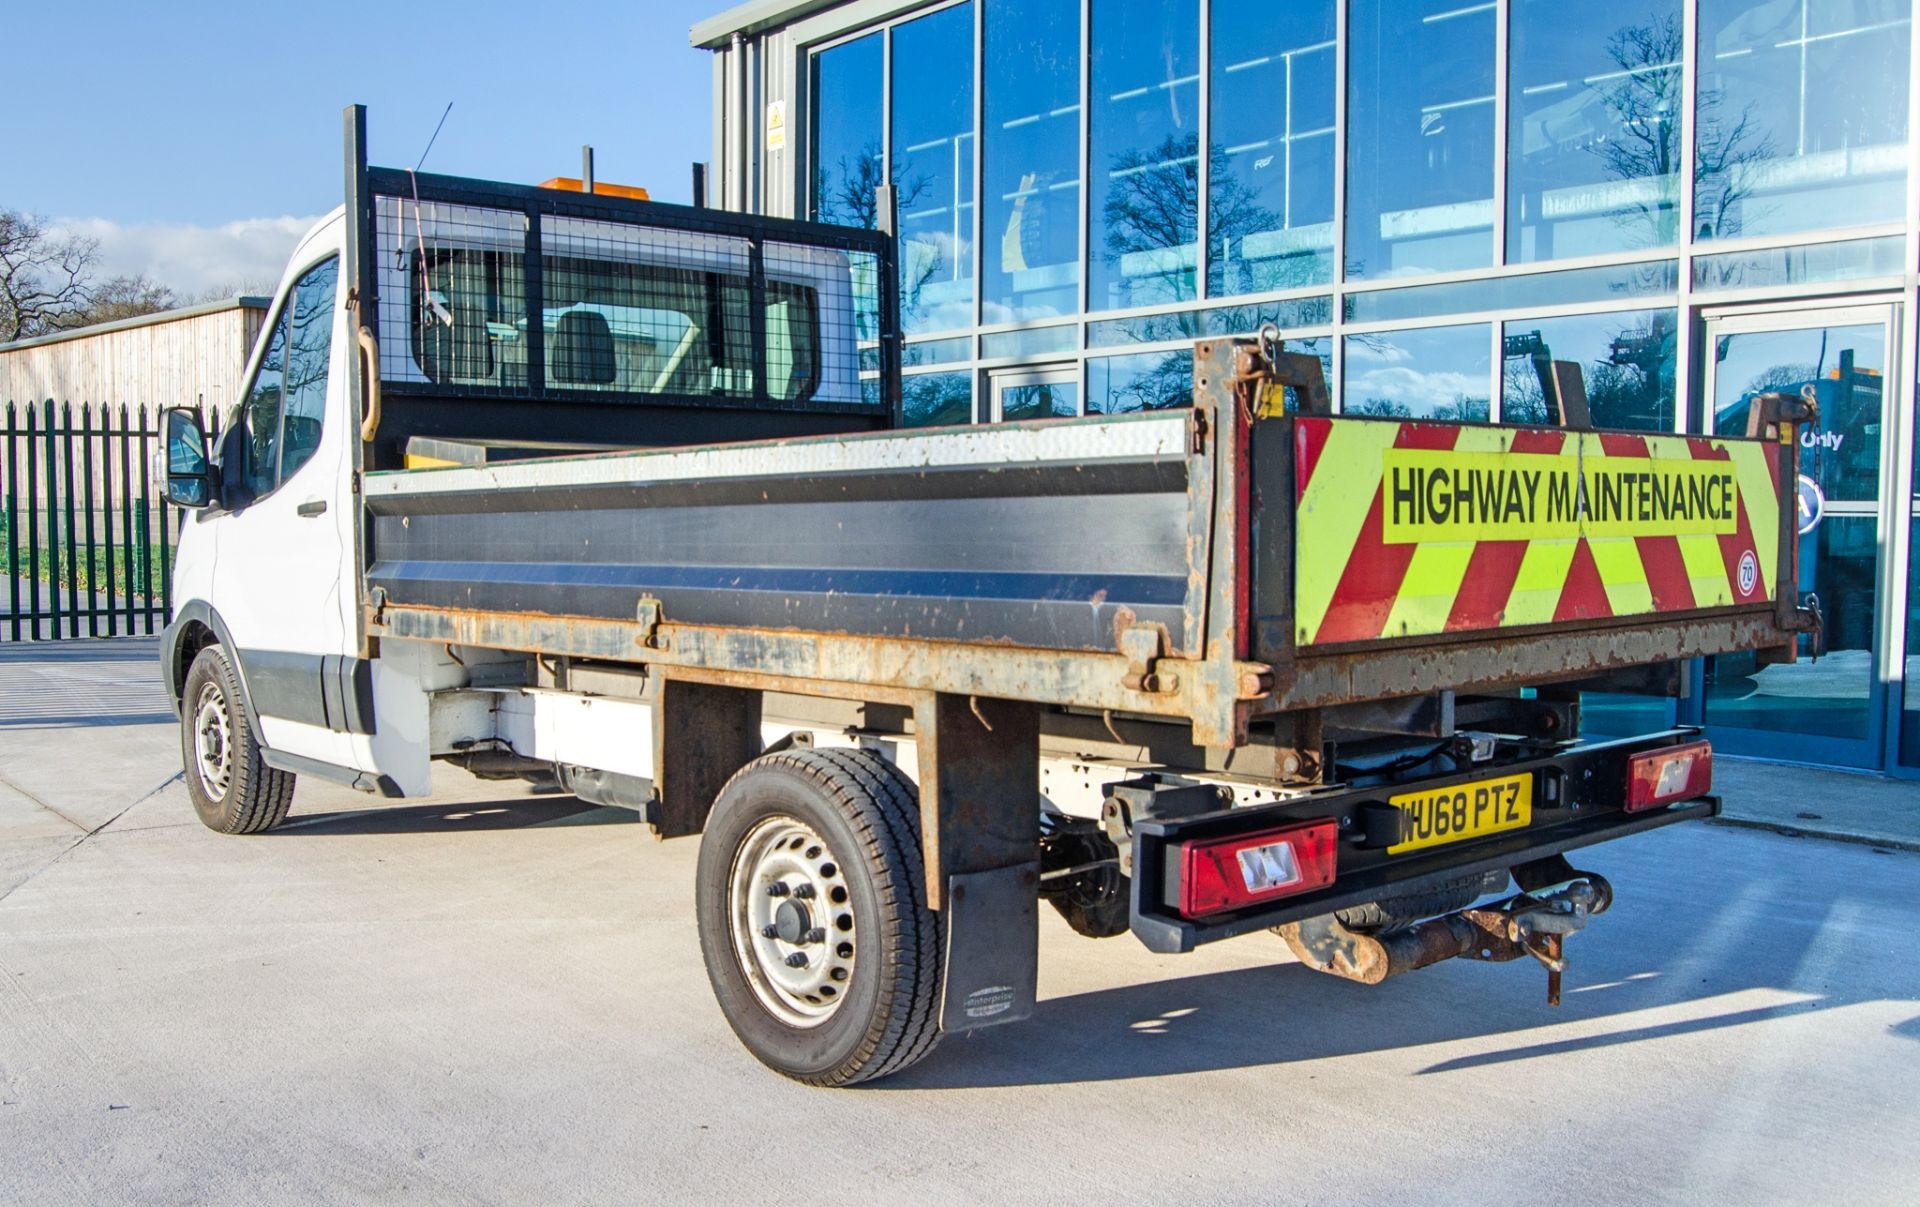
[1129,731,1718,953]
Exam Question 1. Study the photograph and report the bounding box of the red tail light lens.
[1626,740,1712,811]
[1178,820,1338,917]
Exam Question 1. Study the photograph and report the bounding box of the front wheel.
[694,748,942,1086]
[180,645,295,834]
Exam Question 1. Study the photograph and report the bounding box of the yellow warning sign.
[1380,448,1740,544]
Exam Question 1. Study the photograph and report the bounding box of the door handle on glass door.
[296,499,328,517]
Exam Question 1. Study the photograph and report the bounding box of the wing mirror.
[162,407,217,508]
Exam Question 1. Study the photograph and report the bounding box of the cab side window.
[237,255,339,501]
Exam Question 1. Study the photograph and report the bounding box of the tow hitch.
[1275,867,1614,1005]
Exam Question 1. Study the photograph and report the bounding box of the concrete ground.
[2,639,1917,1205]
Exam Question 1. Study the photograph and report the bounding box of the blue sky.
[1,0,721,291]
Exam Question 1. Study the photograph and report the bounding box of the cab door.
[209,242,364,774]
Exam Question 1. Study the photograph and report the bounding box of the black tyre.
[1331,869,1509,933]
[694,748,942,1086]
[180,645,295,834]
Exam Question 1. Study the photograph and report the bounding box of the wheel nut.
[766,882,790,897]
[803,927,826,944]
[784,952,809,968]
[791,883,816,900]
[760,924,779,939]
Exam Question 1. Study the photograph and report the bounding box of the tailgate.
[1288,418,1788,647]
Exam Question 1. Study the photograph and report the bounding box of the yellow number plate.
[1388,773,1533,854]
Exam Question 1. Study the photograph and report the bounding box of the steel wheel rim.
[191,681,233,801]
[729,815,856,1028]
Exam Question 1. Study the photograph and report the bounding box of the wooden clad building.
[0,297,270,414]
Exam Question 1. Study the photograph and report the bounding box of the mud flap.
[939,862,1039,1032]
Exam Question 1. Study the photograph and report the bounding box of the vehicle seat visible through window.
[552,309,617,385]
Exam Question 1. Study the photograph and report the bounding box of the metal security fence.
[1,400,213,642]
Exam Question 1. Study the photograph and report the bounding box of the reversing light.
[1626,740,1712,811]
[1178,820,1338,917]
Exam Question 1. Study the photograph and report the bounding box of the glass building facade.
[710,0,1920,775]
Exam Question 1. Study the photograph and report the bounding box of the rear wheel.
[694,748,942,1086]
[180,645,295,834]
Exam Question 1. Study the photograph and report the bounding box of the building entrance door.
[1694,302,1904,769]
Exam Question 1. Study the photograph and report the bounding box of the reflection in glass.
[1501,309,1676,431]
[1088,350,1196,412]
[1695,0,1911,240]
[1087,295,1332,347]
[1705,516,1874,744]
[903,370,975,427]
[984,0,1082,322]
[1090,0,1199,311]
[1343,324,1491,420]
[1346,0,1496,280]
[811,34,884,227]
[893,4,976,334]
[999,378,1079,421]
[241,313,286,499]
[1711,323,1885,502]
[1508,0,1682,262]
[280,257,338,481]
[981,324,1077,360]
[1692,235,1907,291]
[1344,260,1677,324]
[1208,0,1336,294]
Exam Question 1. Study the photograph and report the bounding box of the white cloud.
[53,215,320,298]
[1345,365,1487,411]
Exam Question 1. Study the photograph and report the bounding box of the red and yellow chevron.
[1292,417,1785,646]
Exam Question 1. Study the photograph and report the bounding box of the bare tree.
[70,275,179,325]
[2,207,185,339]
[1,208,96,341]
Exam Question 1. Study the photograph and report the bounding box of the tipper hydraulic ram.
[155,107,1819,1085]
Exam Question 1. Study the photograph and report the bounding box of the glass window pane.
[242,314,286,499]
[1087,295,1333,347]
[1711,323,1885,502]
[1695,0,1911,240]
[1508,0,1682,262]
[1346,0,1496,281]
[984,0,1082,322]
[1343,324,1492,420]
[280,257,338,482]
[894,4,977,334]
[1090,0,1199,311]
[1692,234,1907,290]
[1208,0,1337,294]
[1344,260,1677,324]
[903,370,975,426]
[999,376,1079,420]
[1500,309,1676,430]
[981,323,1077,359]
[1088,350,1195,412]
[811,34,885,227]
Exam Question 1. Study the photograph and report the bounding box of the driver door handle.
[296,499,328,517]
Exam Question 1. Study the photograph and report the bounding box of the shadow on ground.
[272,796,639,834]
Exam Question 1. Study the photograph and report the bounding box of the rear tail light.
[1626,740,1712,811]
[1178,820,1338,917]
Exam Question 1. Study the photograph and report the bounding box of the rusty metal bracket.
[635,595,666,650]
[1118,621,1179,695]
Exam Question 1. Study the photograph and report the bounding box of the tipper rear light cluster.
[1626,740,1712,811]
[1178,820,1338,917]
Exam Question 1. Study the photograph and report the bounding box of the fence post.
[137,405,155,635]
[81,402,98,637]
[102,402,118,637]
[157,405,173,627]
[119,403,136,637]
[5,400,19,642]
[60,401,78,638]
